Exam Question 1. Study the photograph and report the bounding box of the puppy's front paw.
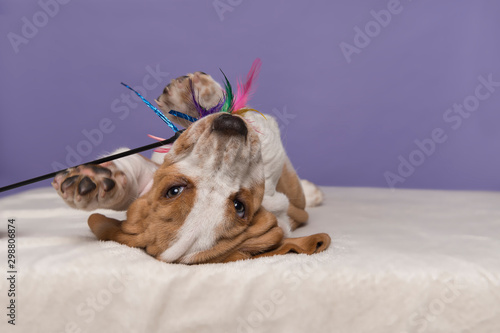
[155,72,223,128]
[52,163,130,211]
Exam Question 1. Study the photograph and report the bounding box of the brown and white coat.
[52,72,330,264]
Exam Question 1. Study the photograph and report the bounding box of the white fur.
[109,148,159,197]
[159,166,230,262]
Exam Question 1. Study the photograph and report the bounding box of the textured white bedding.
[0,186,499,333]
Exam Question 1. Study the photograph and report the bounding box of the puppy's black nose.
[212,113,248,137]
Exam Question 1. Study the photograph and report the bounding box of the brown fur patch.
[276,161,309,230]
[89,165,197,258]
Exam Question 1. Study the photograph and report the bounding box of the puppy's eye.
[165,186,184,198]
[234,200,245,218]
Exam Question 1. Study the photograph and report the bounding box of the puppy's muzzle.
[212,113,248,138]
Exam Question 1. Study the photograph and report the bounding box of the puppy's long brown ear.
[88,213,148,248]
[88,213,122,240]
[89,196,152,248]
[254,233,331,258]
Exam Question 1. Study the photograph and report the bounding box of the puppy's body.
[53,71,329,263]
[88,112,329,264]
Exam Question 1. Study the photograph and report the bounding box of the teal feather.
[220,70,234,113]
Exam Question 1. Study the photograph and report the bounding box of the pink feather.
[154,147,171,153]
[148,134,166,141]
[232,58,262,112]
[148,134,172,153]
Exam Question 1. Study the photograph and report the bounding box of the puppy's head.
[90,113,281,263]
[89,105,331,264]
[150,112,272,263]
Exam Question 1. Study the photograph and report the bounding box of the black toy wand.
[0,83,184,194]
[0,132,182,193]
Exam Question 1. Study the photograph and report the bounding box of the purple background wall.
[1,0,500,197]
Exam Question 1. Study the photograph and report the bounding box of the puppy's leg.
[245,112,323,231]
[243,113,293,235]
[155,72,224,128]
[245,112,310,233]
[276,157,310,230]
[52,149,158,211]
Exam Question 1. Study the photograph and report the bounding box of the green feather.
[220,69,233,113]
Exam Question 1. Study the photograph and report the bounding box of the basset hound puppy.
[52,71,330,264]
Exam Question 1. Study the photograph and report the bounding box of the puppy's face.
[147,112,270,263]
[89,112,290,264]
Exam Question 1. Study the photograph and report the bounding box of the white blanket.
[0,186,499,333]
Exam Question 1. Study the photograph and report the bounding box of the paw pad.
[52,163,125,210]
[78,176,97,196]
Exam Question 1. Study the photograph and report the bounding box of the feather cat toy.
[168,58,263,122]
[0,58,263,193]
